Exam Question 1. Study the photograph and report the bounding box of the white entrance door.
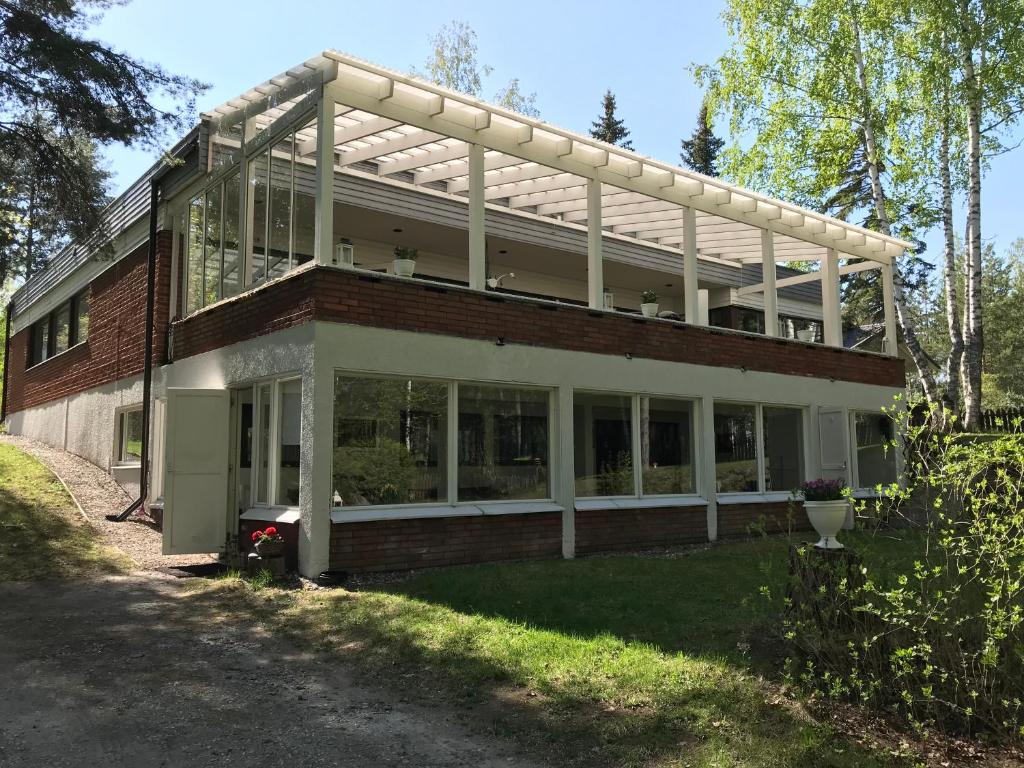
[162,388,230,555]
[817,406,849,483]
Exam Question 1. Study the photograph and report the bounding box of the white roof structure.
[202,51,913,269]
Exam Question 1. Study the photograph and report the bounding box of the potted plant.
[251,526,284,558]
[640,290,659,318]
[797,479,849,549]
[392,246,418,277]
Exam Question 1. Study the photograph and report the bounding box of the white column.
[299,329,332,578]
[761,228,778,337]
[314,95,335,266]
[587,179,604,309]
[468,143,486,291]
[555,386,575,559]
[880,261,898,356]
[821,247,843,347]
[683,206,700,324]
[700,396,718,541]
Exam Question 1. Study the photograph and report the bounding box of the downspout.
[107,179,160,522]
[1,299,12,424]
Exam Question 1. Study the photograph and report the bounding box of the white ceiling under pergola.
[202,52,914,271]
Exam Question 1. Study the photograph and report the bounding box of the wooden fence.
[980,408,1024,433]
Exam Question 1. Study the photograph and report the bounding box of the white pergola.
[202,51,911,355]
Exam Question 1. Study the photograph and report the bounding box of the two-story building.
[2,52,906,577]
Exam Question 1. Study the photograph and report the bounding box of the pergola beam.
[338,128,445,166]
[737,259,879,295]
[378,139,467,175]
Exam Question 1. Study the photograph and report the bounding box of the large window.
[574,392,697,498]
[116,407,144,464]
[185,169,242,315]
[250,379,303,509]
[458,385,549,501]
[26,290,90,367]
[574,393,634,496]
[247,116,316,285]
[854,412,897,489]
[333,375,449,506]
[714,402,805,494]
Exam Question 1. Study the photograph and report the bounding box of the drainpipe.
[1,299,11,424]
[107,179,159,522]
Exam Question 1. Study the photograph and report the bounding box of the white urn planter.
[393,258,416,277]
[640,303,660,318]
[803,500,848,549]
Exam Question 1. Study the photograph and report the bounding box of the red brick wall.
[172,267,904,387]
[6,232,173,414]
[575,505,709,554]
[329,512,563,573]
[717,501,812,537]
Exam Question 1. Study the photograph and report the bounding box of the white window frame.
[113,404,145,467]
[713,401,808,500]
[329,370,557,512]
[248,375,302,513]
[848,410,899,492]
[573,389,702,504]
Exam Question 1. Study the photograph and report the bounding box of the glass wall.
[332,375,448,506]
[763,407,804,491]
[574,393,634,496]
[855,412,897,488]
[714,403,759,493]
[458,385,549,501]
[641,397,696,495]
[185,171,242,315]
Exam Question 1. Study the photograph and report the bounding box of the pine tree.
[590,90,633,150]
[680,102,724,176]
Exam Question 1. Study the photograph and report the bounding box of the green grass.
[195,529,927,767]
[0,443,133,580]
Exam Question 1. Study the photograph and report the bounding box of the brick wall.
[172,267,905,387]
[6,232,172,414]
[574,506,709,554]
[717,501,813,537]
[329,512,563,573]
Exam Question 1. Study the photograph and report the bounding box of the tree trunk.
[850,9,942,409]
[939,103,964,427]
[961,50,984,431]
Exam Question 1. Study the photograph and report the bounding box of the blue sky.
[91,0,1023,266]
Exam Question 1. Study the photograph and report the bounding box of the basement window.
[714,402,806,494]
[116,407,144,465]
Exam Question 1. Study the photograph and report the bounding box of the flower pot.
[254,539,284,558]
[393,258,416,277]
[797,329,816,342]
[803,500,848,549]
[640,303,659,318]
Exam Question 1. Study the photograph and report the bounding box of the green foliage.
[393,245,418,261]
[641,289,657,304]
[595,450,633,496]
[783,399,1024,737]
[590,89,633,150]
[333,438,419,506]
[680,101,725,176]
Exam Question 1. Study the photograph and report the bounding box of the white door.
[162,388,230,555]
[817,406,849,483]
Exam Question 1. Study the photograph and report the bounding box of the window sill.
[26,339,88,371]
[331,501,563,524]
[574,496,706,512]
[112,462,142,470]
[240,507,301,524]
[716,491,794,505]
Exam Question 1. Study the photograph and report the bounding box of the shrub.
[782,399,1024,739]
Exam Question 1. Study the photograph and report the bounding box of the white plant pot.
[640,303,659,318]
[797,329,816,342]
[803,499,848,549]
[393,258,416,277]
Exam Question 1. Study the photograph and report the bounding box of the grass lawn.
[195,529,926,768]
[0,443,132,580]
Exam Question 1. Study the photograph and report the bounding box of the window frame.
[713,400,808,497]
[330,370,557,512]
[113,405,145,467]
[25,289,91,369]
[248,375,303,513]
[573,389,701,503]
[849,410,899,492]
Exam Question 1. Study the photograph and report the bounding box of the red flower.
[265,526,278,537]
[251,530,261,542]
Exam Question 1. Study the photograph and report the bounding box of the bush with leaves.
[782,400,1024,738]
